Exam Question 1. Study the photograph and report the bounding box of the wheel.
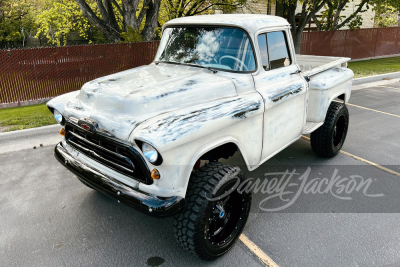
[310,101,349,157]
[174,162,251,261]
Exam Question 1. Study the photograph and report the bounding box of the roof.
[163,14,290,35]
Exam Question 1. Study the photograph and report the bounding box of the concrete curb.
[0,97,53,110]
[0,124,59,138]
[352,71,400,86]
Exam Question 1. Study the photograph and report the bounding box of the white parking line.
[240,234,279,267]
[346,103,400,119]
[301,136,400,178]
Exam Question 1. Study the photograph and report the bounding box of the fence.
[0,41,159,106]
[301,27,400,59]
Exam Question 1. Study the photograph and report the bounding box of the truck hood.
[59,64,238,141]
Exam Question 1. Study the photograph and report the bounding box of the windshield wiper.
[155,61,219,74]
[179,62,219,74]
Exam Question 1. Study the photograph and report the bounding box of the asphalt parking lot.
[1,79,400,267]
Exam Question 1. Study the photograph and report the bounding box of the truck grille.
[64,124,151,184]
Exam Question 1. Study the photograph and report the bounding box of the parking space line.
[346,103,400,119]
[301,136,400,178]
[240,234,279,267]
[377,85,400,91]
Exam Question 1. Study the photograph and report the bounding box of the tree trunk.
[122,0,140,31]
[292,30,303,54]
[142,0,161,41]
[75,0,121,42]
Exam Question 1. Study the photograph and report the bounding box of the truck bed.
[296,55,354,129]
[296,55,351,77]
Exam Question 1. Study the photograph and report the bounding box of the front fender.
[46,90,80,114]
[131,94,264,198]
[131,94,264,153]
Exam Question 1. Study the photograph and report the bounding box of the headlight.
[142,143,158,163]
[54,109,63,124]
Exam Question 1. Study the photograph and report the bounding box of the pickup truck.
[47,14,353,260]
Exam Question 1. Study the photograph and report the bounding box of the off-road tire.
[311,102,349,157]
[174,162,251,261]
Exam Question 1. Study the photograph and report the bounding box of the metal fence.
[301,27,400,59]
[0,41,159,105]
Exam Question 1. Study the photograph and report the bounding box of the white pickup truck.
[48,14,353,260]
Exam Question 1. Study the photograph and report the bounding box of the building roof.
[163,14,290,35]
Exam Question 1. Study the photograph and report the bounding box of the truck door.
[253,29,308,162]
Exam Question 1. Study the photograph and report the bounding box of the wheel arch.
[180,137,252,198]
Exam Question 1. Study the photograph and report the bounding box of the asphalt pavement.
[1,78,400,267]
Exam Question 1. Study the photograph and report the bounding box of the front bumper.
[54,141,186,218]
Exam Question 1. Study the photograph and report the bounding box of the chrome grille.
[65,124,150,184]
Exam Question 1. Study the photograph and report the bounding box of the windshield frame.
[154,25,258,74]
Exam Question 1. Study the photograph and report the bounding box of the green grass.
[348,56,400,78]
[0,103,56,132]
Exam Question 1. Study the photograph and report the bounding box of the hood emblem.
[78,118,98,132]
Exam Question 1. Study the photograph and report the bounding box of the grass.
[348,56,400,78]
[0,103,56,132]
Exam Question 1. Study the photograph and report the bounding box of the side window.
[257,34,269,70]
[267,31,291,70]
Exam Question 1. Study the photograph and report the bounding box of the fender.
[131,93,264,153]
[307,67,353,122]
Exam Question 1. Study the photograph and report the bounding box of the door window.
[266,31,291,70]
[257,34,269,71]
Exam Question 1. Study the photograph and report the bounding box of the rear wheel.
[310,102,349,157]
[174,162,251,261]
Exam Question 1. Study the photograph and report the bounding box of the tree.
[311,0,400,31]
[279,0,329,54]
[312,0,370,31]
[276,0,400,54]
[74,0,161,42]
[373,0,399,27]
[0,0,36,45]
[159,0,250,22]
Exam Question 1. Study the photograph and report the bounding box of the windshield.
[155,26,256,72]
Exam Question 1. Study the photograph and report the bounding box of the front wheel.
[174,162,251,261]
[310,102,349,157]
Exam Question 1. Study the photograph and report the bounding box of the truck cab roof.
[163,14,290,35]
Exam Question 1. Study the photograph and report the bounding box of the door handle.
[291,69,301,75]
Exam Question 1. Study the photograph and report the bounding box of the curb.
[0,97,53,110]
[0,124,59,138]
[352,71,400,86]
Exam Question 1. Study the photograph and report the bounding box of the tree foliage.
[35,0,97,46]
[0,0,36,43]
[159,0,248,23]
[373,1,399,27]
[276,0,329,53]
[312,0,370,31]
[277,0,400,54]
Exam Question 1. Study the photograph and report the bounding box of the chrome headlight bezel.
[141,142,163,165]
[53,109,64,125]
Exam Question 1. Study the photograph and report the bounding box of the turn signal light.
[151,169,160,180]
[59,128,65,136]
